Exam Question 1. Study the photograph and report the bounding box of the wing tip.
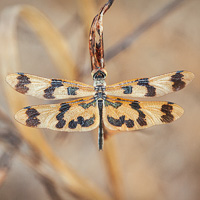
[179,70,194,82]
[5,73,15,85]
[15,106,41,128]
[15,108,26,125]
[6,73,24,86]
[172,103,184,121]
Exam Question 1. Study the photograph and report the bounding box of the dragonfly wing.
[106,71,194,98]
[6,73,94,100]
[15,96,99,132]
[103,96,184,131]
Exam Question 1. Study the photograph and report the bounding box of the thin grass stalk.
[0,108,19,188]
[104,131,124,200]
[76,0,97,32]
[2,5,77,79]
[0,152,13,187]
[0,5,111,200]
[75,0,97,75]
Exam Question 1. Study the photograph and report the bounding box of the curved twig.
[89,0,115,71]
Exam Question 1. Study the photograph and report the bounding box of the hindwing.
[15,96,99,132]
[103,96,184,131]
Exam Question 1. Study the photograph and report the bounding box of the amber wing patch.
[15,96,99,132]
[6,73,95,100]
[106,71,194,98]
[103,96,184,131]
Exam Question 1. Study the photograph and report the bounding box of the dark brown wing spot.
[107,115,135,128]
[56,119,66,129]
[125,119,134,128]
[129,101,147,126]
[137,110,147,126]
[129,101,141,110]
[25,107,40,127]
[107,115,125,127]
[68,115,95,129]
[78,100,96,109]
[15,73,31,94]
[44,87,55,99]
[171,70,185,91]
[68,120,77,129]
[104,100,122,109]
[137,78,156,97]
[67,87,79,95]
[122,86,133,94]
[44,79,63,99]
[56,103,71,129]
[161,104,174,123]
[77,116,95,127]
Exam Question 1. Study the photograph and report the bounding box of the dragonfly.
[6,0,194,150]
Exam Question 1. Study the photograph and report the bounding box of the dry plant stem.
[0,5,111,200]
[89,0,114,71]
[75,0,97,76]
[19,6,77,79]
[77,0,97,32]
[2,5,77,79]
[0,152,13,187]
[38,175,64,200]
[105,0,185,61]
[103,130,123,200]
[0,108,21,188]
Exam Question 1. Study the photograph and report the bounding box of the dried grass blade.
[77,0,97,32]
[75,0,97,75]
[19,5,77,79]
[0,152,13,187]
[37,174,65,200]
[1,5,76,79]
[0,108,18,187]
[104,130,124,200]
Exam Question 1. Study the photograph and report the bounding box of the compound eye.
[94,72,105,79]
[92,69,107,79]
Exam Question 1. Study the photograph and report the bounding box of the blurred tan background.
[0,0,199,200]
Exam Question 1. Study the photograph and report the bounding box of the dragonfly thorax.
[94,80,106,100]
[94,90,106,100]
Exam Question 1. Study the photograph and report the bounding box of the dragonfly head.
[91,68,107,80]
[92,68,107,88]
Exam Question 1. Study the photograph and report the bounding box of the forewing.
[106,70,194,98]
[103,96,183,131]
[6,73,94,100]
[15,97,99,132]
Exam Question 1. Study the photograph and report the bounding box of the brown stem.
[89,0,115,71]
